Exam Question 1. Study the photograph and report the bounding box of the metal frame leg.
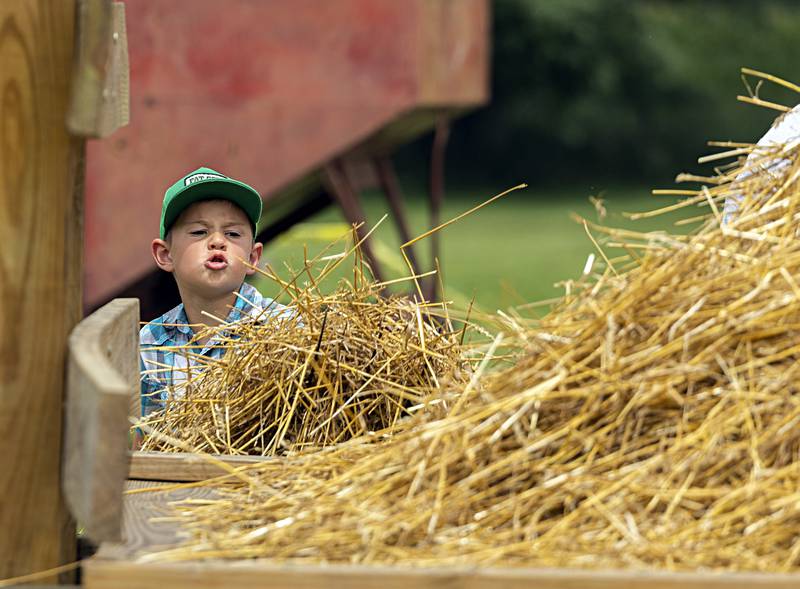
[324,159,385,284]
[427,114,451,302]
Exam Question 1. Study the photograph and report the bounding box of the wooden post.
[0,0,83,582]
[63,298,140,544]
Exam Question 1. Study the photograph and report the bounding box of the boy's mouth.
[205,253,228,270]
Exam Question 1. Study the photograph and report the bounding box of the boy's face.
[151,199,263,300]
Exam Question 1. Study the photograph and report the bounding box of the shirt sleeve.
[723,104,800,225]
[139,352,164,417]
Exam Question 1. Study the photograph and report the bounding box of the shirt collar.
[153,304,192,343]
[229,282,268,323]
[150,283,265,344]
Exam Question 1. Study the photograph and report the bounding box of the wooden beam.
[67,0,129,137]
[63,298,139,543]
[129,452,271,483]
[0,0,82,581]
[84,558,800,589]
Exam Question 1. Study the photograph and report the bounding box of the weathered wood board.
[129,451,270,482]
[99,481,218,556]
[64,298,139,543]
[85,555,800,589]
[67,0,129,137]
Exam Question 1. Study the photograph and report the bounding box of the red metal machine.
[85,0,490,318]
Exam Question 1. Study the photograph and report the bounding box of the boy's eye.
[189,229,207,236]
[226,231,242,238]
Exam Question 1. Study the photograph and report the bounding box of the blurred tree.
[429,0,800,189]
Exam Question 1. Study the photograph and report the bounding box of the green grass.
[253,184,698,314]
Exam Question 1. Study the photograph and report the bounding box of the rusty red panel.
[85,0,488,307]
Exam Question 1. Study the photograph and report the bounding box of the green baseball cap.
[160,166,263,239]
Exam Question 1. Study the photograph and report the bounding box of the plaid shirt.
[139,282,291,416]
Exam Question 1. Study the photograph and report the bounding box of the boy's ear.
[151,238,174,272]
[245,241,263,276]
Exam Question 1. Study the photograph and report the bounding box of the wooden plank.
[93,481,219,559]
[129,451,270,482]
[418,0,489,106]
[84,559,800,589]
[67,0,129,137]
[0,0,83,582]
[63,298,139,543]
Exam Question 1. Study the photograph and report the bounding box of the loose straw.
[137,72,800,574]
[0,562,80,587]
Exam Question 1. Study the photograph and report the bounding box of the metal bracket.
[67,0,130,137]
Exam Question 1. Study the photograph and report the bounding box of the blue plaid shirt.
[139,282,291,416]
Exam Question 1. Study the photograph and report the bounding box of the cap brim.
[161,179,262,239]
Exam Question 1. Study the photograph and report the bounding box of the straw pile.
[140,72,800,573]
[139,237,472,455]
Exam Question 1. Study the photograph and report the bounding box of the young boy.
[139,166,289,417]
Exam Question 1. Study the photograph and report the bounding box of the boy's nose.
[208,232,226,249]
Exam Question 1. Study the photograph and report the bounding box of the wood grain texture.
[67,0,129,137]
[95,481,219,560]
[129,451,270,482]
[63,298,139,543]
[83,559,800,589]
[0,0,82,581]
[418,0,489,106]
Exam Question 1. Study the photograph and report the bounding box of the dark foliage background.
[405,0,800,188]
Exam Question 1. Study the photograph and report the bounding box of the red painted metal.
[85,0,489,307]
